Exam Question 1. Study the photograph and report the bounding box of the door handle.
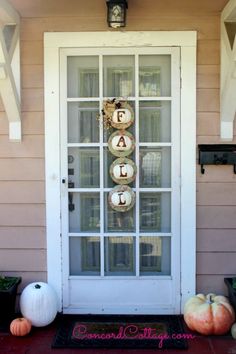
[69,192,75,212]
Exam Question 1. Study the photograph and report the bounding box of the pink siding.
[0,14,46,283]
[0,0,235,297]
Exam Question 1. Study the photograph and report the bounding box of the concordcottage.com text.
[72,324,196,348]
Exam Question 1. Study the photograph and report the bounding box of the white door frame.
[61,46,180,314]
[44,31,197,313]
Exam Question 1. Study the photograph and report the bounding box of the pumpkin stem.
[206,294,214,304]
[35,284,41,289]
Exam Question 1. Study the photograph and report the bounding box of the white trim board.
[44,31,197,313]
[44,31,196,48]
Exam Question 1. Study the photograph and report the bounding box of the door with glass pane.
[60,47,180,314]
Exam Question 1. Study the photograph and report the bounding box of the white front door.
[60,46,181,314]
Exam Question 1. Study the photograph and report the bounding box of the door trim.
[44,31,197,313]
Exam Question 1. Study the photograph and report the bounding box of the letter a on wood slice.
[108,130,135,157]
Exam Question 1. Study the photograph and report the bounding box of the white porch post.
[0,0,21,141]
[221,0,236,141]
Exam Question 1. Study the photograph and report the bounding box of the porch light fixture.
[106,0,128,28]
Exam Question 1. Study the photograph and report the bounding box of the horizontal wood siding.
[196,275,232,295]
[196,30,236,295]
[195,12,236,294]
[197,229,236,252]
[0,227,46,248]
[0,181,45,203]
[197,183,236,206]
[0,249,46,272]
[0,20,46,286]
[0,2,235,297]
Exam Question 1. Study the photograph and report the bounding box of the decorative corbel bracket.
[0,0,21,141]
[221,0,236,141]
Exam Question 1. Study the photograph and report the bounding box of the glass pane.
[103,56,135,97]
[105,237,135,275]
[140,193,171,232]
[139,55,171,97]
[140,147,171,188]
[68,147,99,188]
[68,102,99,143]
[140,237,170,275]
[104,193,135,232]
[69,193,100,232]
[139,101,171,143]
[104,147,117,188]
[70,237,100,275]
[104,148,135,188]
[67,56,99,97]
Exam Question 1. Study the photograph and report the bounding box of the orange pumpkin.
[10,317,32,336]
[184,293,235,335]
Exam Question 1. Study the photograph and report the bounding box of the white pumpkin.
[231,323,236,339]
[20,282,58,327]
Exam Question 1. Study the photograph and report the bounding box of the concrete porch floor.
[1,317,236,354]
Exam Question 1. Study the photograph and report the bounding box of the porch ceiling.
[7,0,229,18]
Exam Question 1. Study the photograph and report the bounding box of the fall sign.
[104,99,136,212]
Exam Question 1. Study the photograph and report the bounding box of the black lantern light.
[106,0,128,28]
